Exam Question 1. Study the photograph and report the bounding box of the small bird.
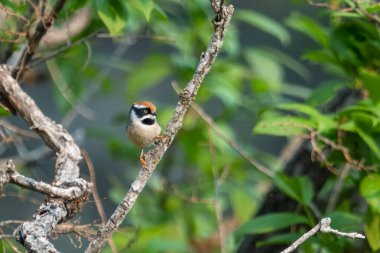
[126,101,162,168]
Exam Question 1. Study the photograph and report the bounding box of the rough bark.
[0,65,90,252]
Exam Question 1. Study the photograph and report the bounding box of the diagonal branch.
[0,65,90,252]
[85,2,234,253]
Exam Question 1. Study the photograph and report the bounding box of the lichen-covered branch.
[0,160,90,200]
[85,2,234,252]
[280,217,365,253]
[0,65,90,252]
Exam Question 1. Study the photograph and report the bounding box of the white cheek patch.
[130,109,139,122]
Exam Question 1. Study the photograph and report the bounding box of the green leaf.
[275,103,322,119]
[274,172,314,206]
[275,103,336,132]
[95,0,127,35]
[327,211,362,229]
[285,12,328,46]
[364,212,380,251]
[125,55,171,99]
[360,174,380,213]
[235,10,290,45]
[258,232,303,247]
[359,68,380,103]
[128,0,155,22]
[355,124,380,160]
[254,116,315,137]
[307,81,346,106]
[235,212,309,237]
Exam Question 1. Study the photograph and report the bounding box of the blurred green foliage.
[1,0,380,252]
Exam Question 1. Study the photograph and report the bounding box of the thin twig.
[82,149,119,253]
[207,127,227,253]
[280,217,365,253]
[326,163,351,212]
[13,0,67,80]
[85,2,235,252]
[172,81,274,178]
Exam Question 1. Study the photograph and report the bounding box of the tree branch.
[0,160,90,200]
[13,0,67,80]
[85,2,234,252]
[280,217,365,253]
[0,65,90,252]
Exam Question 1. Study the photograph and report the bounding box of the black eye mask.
[132,107,152,118]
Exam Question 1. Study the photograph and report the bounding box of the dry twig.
[280,217,365,253]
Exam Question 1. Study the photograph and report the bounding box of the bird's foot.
[153,134,169,144]
[140,150,148,169]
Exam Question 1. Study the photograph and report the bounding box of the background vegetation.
[0,0,379,252]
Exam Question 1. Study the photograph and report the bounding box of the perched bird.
[126,101,162,168]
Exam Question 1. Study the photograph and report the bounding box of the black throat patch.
[142,118,155,125]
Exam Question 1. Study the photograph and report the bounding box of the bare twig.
[207,127,227,253]
[173,82,274,178]
[326,163,351,212]
[85,3,235,252]
[82,149,119,253]
[0,65,90,252]
[13,0,67,80]
[280,217,365,253]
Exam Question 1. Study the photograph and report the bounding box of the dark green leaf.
[307,81,346,106]
[235,213,309,237]
[274,172,314,206]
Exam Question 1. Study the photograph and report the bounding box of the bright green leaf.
[254,116,316,137]
[364,212,380,251]
[359,68,380,103]
[275,103,322,119]
[235,10,290,45]
[274,173,314,206]
[95,0,127,35]
[360,174,380,213]
[235,213,309,237]
[128,0,155,22]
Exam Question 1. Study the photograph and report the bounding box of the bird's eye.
[143,109,148,114]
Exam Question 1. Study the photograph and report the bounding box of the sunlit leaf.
[254,116,315,137]
[95,0,128,35]
[360,174,380,213]
[364,212,380,251]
